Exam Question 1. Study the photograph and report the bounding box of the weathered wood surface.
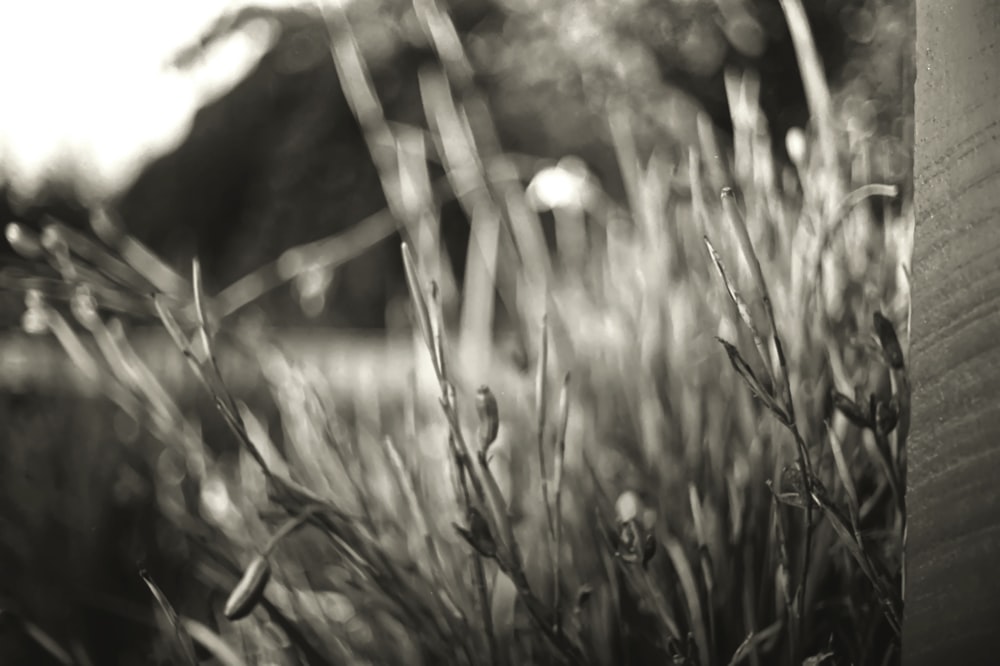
[907,2,1000,662]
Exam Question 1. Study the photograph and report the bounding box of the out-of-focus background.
[1,0,911,329]
[1,0,912,664]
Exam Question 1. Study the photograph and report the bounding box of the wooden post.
[906,2,1000,662]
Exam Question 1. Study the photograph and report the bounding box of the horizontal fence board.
[0,328,532,409]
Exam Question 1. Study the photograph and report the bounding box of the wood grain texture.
[907,2,1000,662]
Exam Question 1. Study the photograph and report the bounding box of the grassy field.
[1,1,912,664]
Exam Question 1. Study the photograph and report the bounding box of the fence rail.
[0,328,531,409]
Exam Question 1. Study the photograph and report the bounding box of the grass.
[1,0,912,664]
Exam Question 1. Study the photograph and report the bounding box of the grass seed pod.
[224,554,272,621]
[873,311,904,369]
[475,385,500,452]
[831,390,872,428]
[454,506,497,559]
[615,490,640,526]
[875,397,900,437]
[5,222,44,259]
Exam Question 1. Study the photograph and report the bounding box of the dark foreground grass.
[2,1,911,664]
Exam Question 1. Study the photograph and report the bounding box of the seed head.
[454,506,497,559]
[615,490,640,525]
[224,554,272,621]
[831,390,871,428]
[875,397,900,436]
[475,386,500,453]
[5,222,43,259]
[873,311,904,369]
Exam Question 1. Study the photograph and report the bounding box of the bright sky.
[0,1,293,202]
